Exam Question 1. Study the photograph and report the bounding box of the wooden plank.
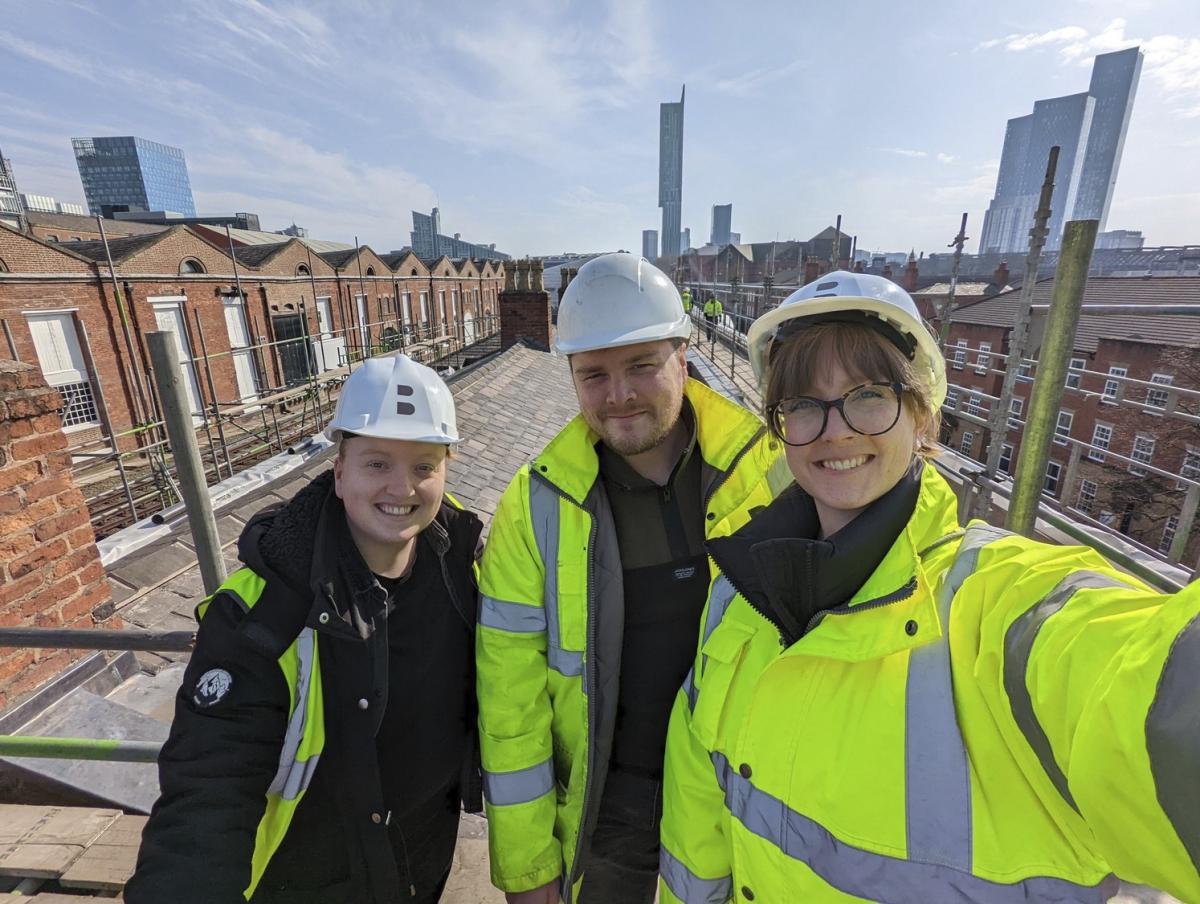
[0,805,121,879]
[58,815,147,892]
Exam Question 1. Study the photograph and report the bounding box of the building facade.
[72,136,197,218]
[0,148,24,231]
[940,277,1199,564]
[979,47,1142,255]
[659,86,685,258]
[410,208,508,261]
[642,229,658,260]
[710,203,732,246]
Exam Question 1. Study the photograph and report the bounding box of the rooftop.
[950,275,1200,351]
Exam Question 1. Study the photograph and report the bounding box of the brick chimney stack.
[853,260,865,273]
[903,251,919,292]
[994,259,1010,287]
[803,255,822,286]
[881,263,894,281]
[500,258,552,351]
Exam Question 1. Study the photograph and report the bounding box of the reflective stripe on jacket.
[195,569,326,901]
[660,464,1200,904]
[477,377,789,897]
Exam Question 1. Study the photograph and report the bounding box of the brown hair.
[763,321,940,455]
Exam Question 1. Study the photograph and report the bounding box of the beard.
[590,397,682,457]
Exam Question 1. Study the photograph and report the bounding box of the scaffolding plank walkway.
[0,806,121,880]
[59,816,147,893]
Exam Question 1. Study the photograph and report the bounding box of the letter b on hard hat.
[553,252,691,355]
[325,354,459,444]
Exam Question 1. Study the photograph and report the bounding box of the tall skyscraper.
[680,228,691,252]
[642,229,659,260]
[978,47,1141,254]
[72,136,196,217]
[711,203,732,245]
[659,85,685,258]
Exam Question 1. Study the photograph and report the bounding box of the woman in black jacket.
[128,355,483,904]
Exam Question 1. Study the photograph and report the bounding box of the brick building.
[0,223,503,455]
[941,276,1200,562]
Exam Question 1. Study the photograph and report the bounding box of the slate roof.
[226,242,290,267]
[58,231,172,264]
[317,248,359,269]
[950,276,1200,352]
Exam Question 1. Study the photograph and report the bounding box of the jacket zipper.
[702,426,766,513]
[802,574,919,635]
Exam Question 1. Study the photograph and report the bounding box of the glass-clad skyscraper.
[979,47,1141,254]
[72,136,197,217]
[659,86,685,258]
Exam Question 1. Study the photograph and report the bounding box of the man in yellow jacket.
[477,253,785,904]
[702,296,723,341]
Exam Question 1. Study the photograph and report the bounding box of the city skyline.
[1,1,1197,255]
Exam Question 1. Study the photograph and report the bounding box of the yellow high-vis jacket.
[703,298,723,318]
[477,377,788,898]
[660,464,1200,904]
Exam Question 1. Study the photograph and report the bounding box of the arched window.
[179,258,206,275]
[411,268,418,276]
[296,264,311,277]
[45,235,59,242]
[366,266,376,277]
[0,257,8,272]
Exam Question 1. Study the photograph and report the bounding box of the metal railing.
[679,290,1199,581]
[71,311,501,539]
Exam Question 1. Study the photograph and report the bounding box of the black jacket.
[127,470,483,904]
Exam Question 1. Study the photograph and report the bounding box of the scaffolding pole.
[1006,219,1098,537]
[936,213,969,348]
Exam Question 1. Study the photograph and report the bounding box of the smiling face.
[569,339,688,457]
[766,322,935,538]
[333,435,447,571]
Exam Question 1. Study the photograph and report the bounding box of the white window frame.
[1159,515,1179,555]
[966,394,983,417]
[1054,410,1073,446]
[960,431,975,457]
[1146,373,1173,410]
[1008,397,1023,430]
[1076,479,1097,516]
[1103,366,1127,403]
[1066,357,1085,390]
[1089,422,1112,462]
[945,386,960,410]
[952,339,966,371]
[1181,448,1200,489]
[974,341,992,375]
[999,442,1014,474]
[1129,433,1156,476]
[1043,460,1062,497]
[1017,362,1033,382]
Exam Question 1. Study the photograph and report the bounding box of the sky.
[1,0,1198,257]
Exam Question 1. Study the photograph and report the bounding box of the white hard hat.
[325,354,459,444]
[747,271,946,408]
[554,252,691,355]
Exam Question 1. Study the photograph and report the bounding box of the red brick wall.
[0,228,93,273]
[0,361,118,711]
[500,288,551,351]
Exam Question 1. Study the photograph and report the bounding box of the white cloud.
[885,147,929,158]
[976,19,1200,118]
[714,59,806,98]
[936,153,957,164]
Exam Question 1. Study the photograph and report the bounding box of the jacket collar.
[533,377,767,506]
[709,461,923,646]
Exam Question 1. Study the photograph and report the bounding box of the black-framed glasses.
[767,382,906,447]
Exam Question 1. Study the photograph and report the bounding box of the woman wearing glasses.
[658,272,1200,904]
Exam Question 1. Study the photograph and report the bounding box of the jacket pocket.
[691,620,755,751]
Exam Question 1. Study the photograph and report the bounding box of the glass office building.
[659,86,684,258]
[72,136,197,217]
